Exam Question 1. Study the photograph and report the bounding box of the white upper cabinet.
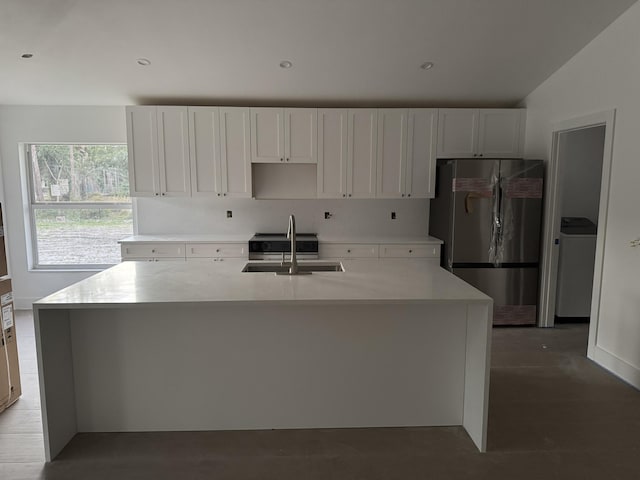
[251,108,317,163]
[219,107,252,198]
[189,107,251,198]
[285,108,317,163]
[317,109,348,198]
[157,107,191,196]
[189,107,222,196]
[127,106,159,196]
[347,109,377,198]
[477,109,525,157]
[437,109,478,158]
[437,108,524,159]
[127,106,191,197]
[406,109,438,198]
[376,109,408,198]
[250,108,284,163]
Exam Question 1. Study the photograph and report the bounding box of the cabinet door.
[285,108,317,163]
[251,108,285,163]
[317,109,348,198]
[406,109,438,198]
[157,106,191,196]
[376,109,408,198]
[347,109,377,198]
[126,106,160,196]
[220,107,252,198]
[189,107,222,197]
[477,109,524,158]
[437,109,478,159]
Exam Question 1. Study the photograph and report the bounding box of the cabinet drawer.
[121,243,186,259]
[122,257,186,262]
[319,244,379,259]
[186,243,247,258]
[379,244,440,258]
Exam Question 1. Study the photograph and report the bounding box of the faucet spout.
[287,214,298,275]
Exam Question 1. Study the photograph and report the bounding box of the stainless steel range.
[248,233,319,260]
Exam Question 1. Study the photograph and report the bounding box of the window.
[26,144,132,268]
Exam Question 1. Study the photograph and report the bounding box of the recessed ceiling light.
[420,62,435,70]
[279,60,293,69]
[21,53,33,59]
[136,58,151,66]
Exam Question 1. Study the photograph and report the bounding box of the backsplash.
[135,197,430,237]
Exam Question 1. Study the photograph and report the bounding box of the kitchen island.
[34,259,492,461]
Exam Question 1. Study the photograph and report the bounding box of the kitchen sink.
[242,261,344,274]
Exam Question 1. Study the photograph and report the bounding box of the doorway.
[554,125,605,323]
[538,110,615,357]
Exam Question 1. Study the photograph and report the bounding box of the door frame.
[538,110,615,352]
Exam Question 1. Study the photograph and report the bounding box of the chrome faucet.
[287,214,298,275]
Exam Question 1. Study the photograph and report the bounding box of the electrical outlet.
[391,212,396,220]
[324,212,332,219]
[226,210,232,218]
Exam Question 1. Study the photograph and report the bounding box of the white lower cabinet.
[320,242,441,264]
[121,243,186,260]
[319,244,379,259]
[124,257,186,262]
[379,244,440,258]
[186,243,246,259]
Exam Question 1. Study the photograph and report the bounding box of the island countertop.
[34,259,490,307]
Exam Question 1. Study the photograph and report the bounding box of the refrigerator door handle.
[490,178,503,266]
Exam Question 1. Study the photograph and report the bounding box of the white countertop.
[317,235,443,244]
[119,234,443,245]
[119,234,253,243]
[34,259,490,307]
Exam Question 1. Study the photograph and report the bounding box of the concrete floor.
[1,311,640,479]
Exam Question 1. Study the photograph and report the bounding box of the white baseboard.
[590,345,640,390]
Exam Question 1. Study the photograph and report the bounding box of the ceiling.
[0,0,637,107]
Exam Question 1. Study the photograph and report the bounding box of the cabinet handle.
[280,158,284,162]
[473,154,477,157]
[402,194,405,197]
[479,153,483,157]
[342,194,346,197]
[155,193,159,196]
[286,158,290,162]
[217,193,221,197]
[347,249,351,253]
[348,194,352,197]
[408,194,411,197]
[216,249,220,253]
[409,249,413,254]
[223,193,227,196]
[161,192,166,196]
[151,249,156,253]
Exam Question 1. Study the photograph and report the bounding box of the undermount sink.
[242,261,344,274]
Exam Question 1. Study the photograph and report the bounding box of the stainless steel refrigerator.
[429,159,544,326]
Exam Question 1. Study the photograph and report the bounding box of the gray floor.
[2,311,640,479]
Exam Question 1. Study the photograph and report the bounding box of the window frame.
[25,143,133,270]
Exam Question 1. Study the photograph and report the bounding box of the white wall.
[136,197,428,238]
[558,126,605,224]
[0,106,430,307]
[523,2,640,386]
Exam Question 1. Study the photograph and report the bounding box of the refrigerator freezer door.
[453,267,539,325]
[451,159,499,264]
[496,160,544,264]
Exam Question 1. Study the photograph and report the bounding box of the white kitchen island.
[34,259,492,461]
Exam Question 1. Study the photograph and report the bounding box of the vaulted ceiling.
[0,0,637,106]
